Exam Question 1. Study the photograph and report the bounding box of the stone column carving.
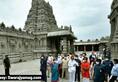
[110,21,115,41]
[92,45,94,51]
[52,39,56,52]
[115,44,117,58]
[62,37,67,54]
[67,40,70,52]
[84,45,86,52]
[116,16,118,34]
[117,44,118,56]
[115,44,118,52]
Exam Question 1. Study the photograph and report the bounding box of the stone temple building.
[74,36,109,55]
[109,0,118,59]
[0,0,76,64]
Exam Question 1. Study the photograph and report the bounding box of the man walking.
[3,55,11,75]
[40,55,47,82]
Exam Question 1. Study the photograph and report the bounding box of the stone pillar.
[62,37,67,54]
[77,46,79,51]
[84,45,86,52]
[112,44,116,59]
[116,44,117,52]
[111,44,113,59]
[110,21,115,41]
[112,44,115,59]
[114,44,116,58]
[68,40,70,52]
[115,16,118,58]
[52,39,56,52]
[110,20,115,59]
[116,16,118,34]
[75,46,77,51]
[115,44,118,58]
[92,45,94,51]
[74,45,76,51]
[117,44,118,58]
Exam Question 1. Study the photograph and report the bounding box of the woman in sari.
[51,59,59,82]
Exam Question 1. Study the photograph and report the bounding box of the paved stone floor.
[0,59,93,82]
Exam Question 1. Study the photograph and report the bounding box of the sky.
[0,0,113,41]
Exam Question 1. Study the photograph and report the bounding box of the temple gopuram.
[0,0,76,64]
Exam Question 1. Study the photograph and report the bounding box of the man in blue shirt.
[103,57,113,82]
[109,59,118,82]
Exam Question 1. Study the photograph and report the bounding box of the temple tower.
[24,0,58,33]
[24,0,59,56]
[23,0,76,56]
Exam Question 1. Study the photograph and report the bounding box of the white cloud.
[49,0,112,40]
[0,0,31,27]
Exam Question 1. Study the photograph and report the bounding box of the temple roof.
[74,42,100,45]
[47,30,76,39]
[111,40,118,43]
[74,40,109,45]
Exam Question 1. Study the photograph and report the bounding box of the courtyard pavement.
[0,59,93,82]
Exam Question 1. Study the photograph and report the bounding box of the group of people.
[40,52,118,82]
[2,52,118,82]
[40,53,81,82]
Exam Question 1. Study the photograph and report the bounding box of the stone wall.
[0,52,34,65]
[0,23,35,64]
[0,0,76,65]
[109,0,118,59]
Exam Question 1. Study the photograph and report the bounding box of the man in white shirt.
[68,55,78,82]
[78,54,84,62]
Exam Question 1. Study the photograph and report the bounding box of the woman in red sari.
[81,57,90,82]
